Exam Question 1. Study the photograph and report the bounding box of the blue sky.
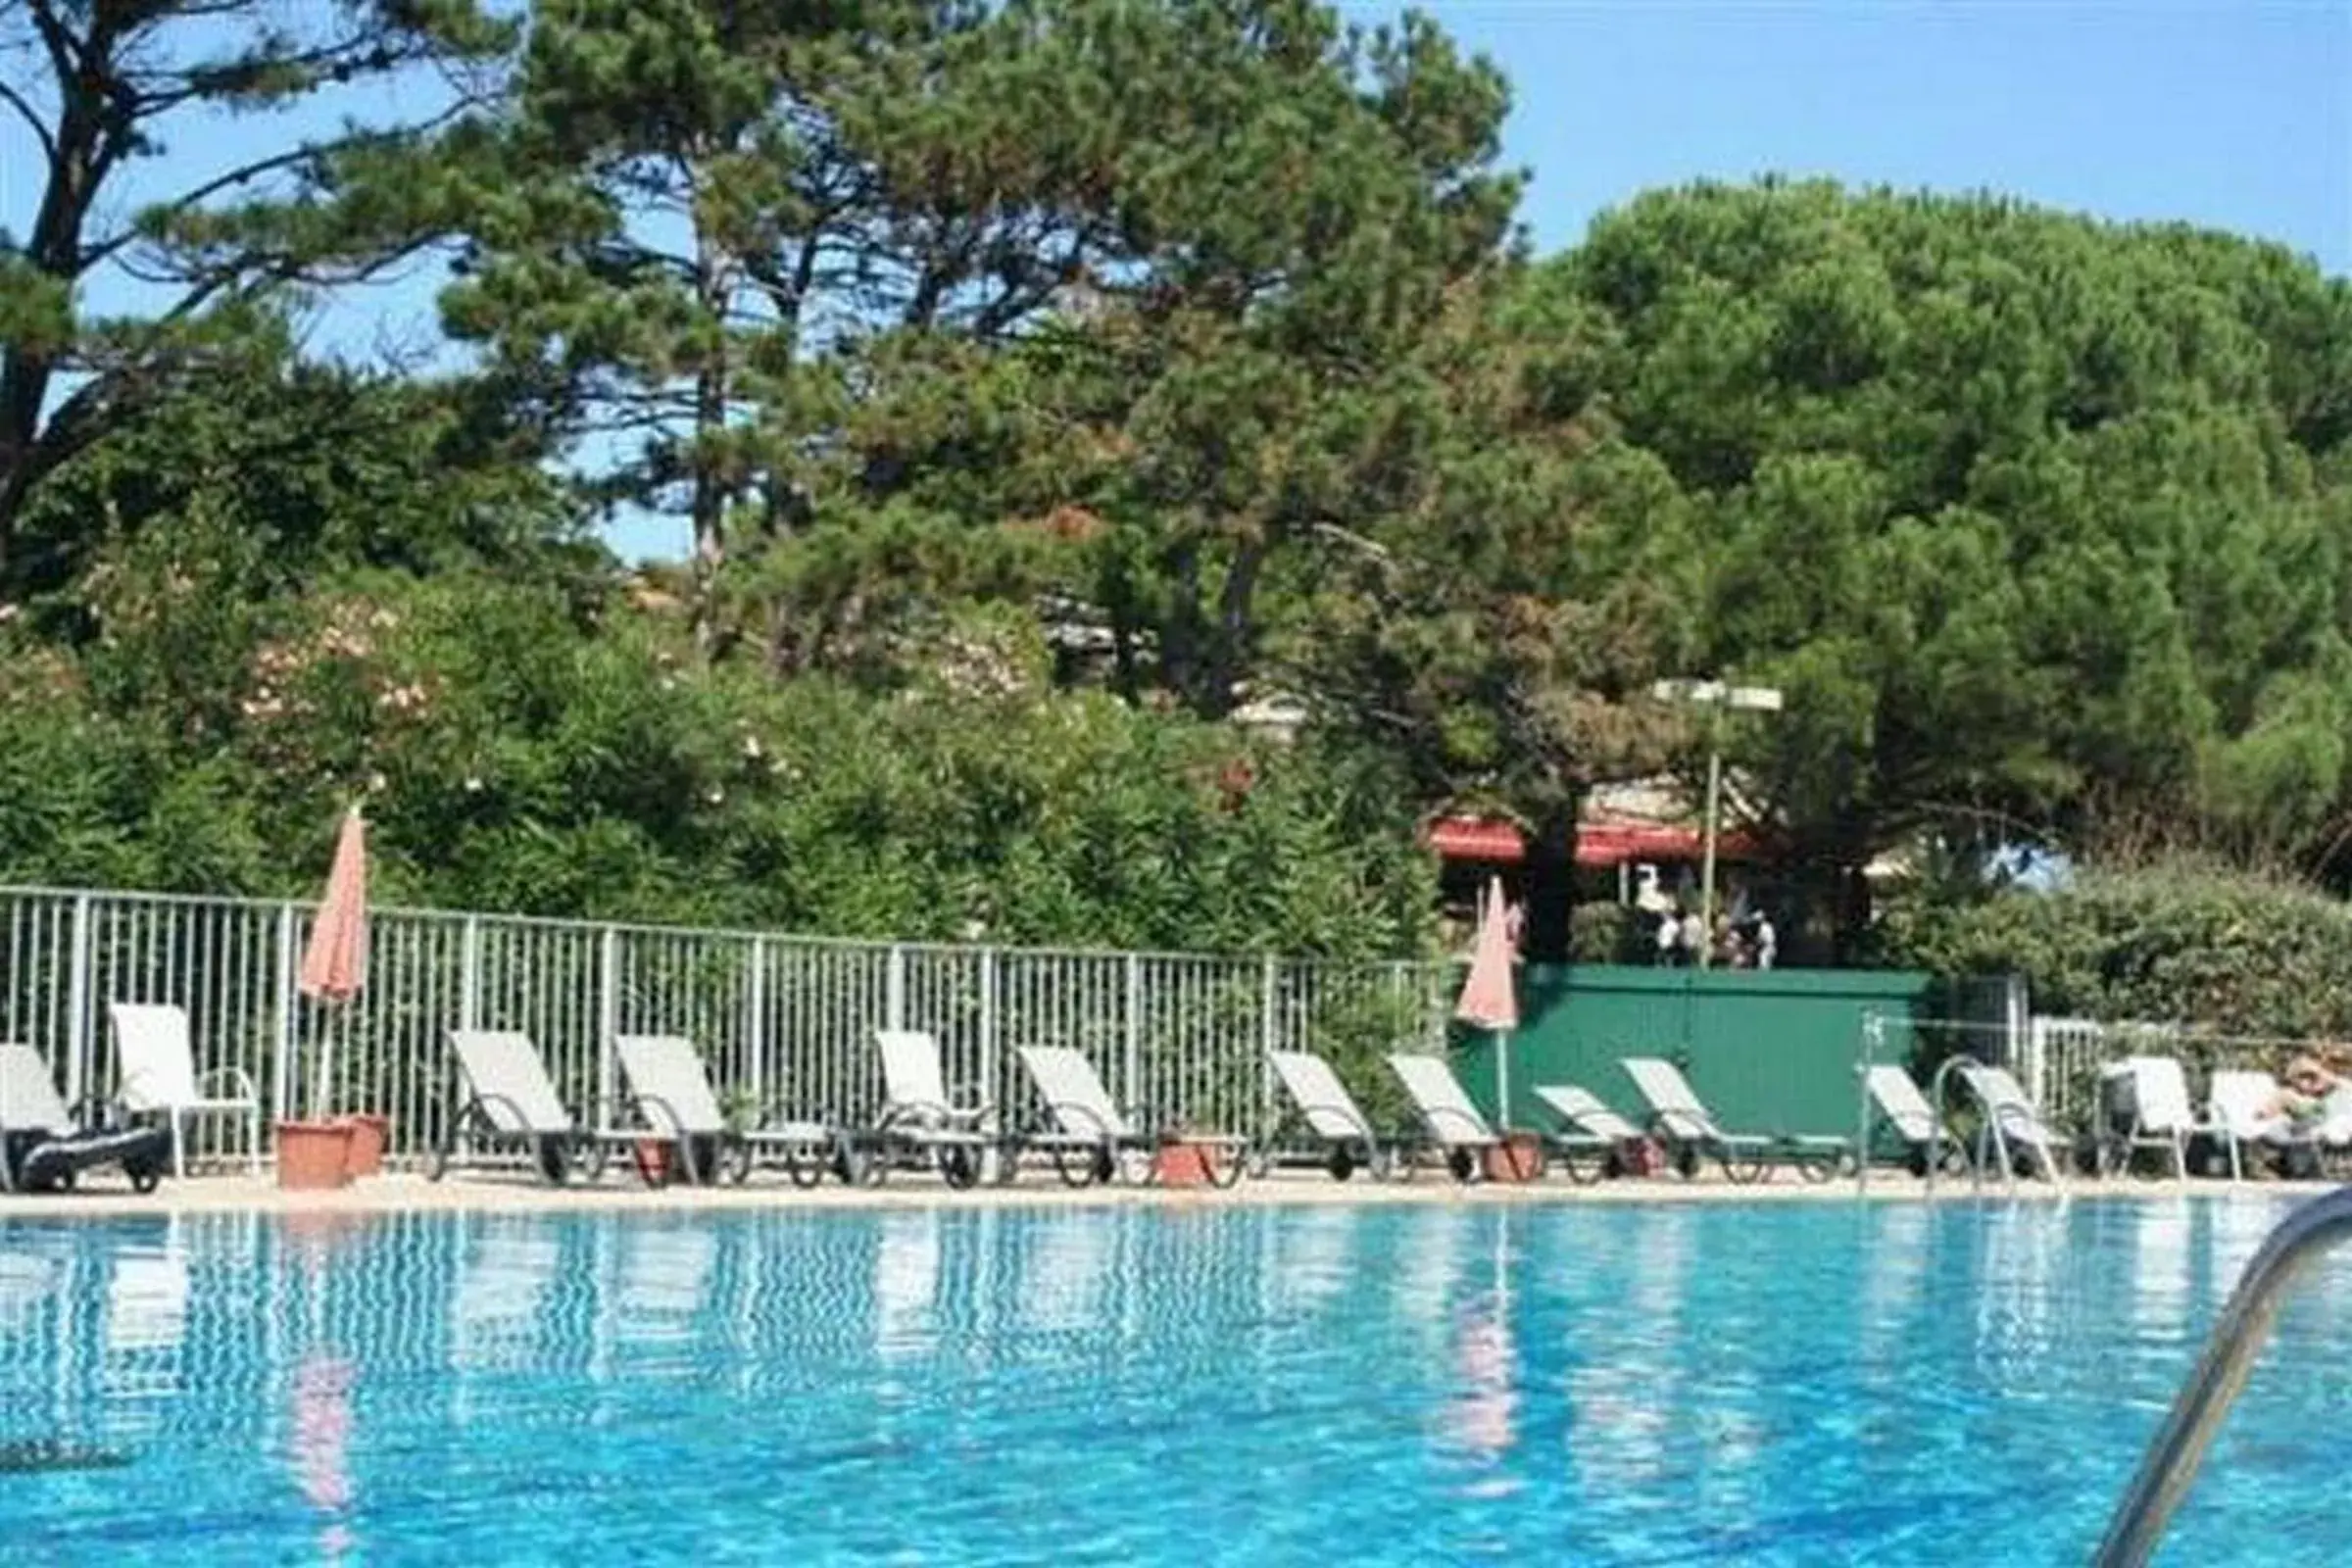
[1400,0,2349,268]
[7,1,2346,562]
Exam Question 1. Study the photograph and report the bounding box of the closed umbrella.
[1454,876,1521,1124]
[298,808,369,1118]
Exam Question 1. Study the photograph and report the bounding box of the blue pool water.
[0,1196,2344,1564]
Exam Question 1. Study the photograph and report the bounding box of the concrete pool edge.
[0,1170,2334,1219]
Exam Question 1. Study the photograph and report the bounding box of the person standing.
[1752,911,1778,970]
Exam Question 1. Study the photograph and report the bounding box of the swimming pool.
[0,1197,2342,1564]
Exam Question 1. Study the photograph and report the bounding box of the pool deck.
[0,1167,2333,1218]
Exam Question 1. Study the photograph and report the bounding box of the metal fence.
[0,885,1448,1167]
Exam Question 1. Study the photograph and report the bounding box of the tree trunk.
[689,214,731,658]
[1520,800,1581,964]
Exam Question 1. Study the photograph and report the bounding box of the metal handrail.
[1925,1054,1980,1197]
[2092,1183,2352,1566]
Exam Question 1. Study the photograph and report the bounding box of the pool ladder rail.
[2092,1182,2352,1566]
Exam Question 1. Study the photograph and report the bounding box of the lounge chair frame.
[1861,1064,1970,1178]
[1385,1053,1510,1184]
[613,1034,845,1187]
[1623,1056,1852,1184]
[106,1003,262,1179]
[1264,1051,1396,1181]
[2095,1055,2194,1180]
[1531,1083,1643,1184]
[857,1030,1002,1190]
[428,1030,654,1186]
[1953,1061,2070,1183]
[0,1045,171,1195]
[1015,1046,1250,1189]
[2205,1070,2308,1182]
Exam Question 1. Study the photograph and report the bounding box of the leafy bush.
[1881,862,2352,1040]
[1566,902,1642,964]
[0,572,1439,960]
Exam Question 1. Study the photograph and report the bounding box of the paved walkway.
[0,1167,2327,1219]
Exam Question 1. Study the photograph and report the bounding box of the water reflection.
[290,1353,354,1560]
[0,1197,2333,1567]
[2127,1199,2194,1346]
[874,1209,940,1359]
[1442,1211,1520,1487]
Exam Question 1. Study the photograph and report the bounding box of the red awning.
[1428,814,1762,867]
[1426,816,1527,864]
[1575,821,1758,868]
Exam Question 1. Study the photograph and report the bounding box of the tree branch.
[75,141,332,270]
[25,0,85,87]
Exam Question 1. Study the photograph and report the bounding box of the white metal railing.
[0,885,1448,1166]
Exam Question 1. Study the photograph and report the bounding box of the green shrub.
[0,573,1440,960]
[1566,902,1642,964]
[1881,862,2352,1041]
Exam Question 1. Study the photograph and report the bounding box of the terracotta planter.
[1483,1130,1544,1184]
[276,1120,354,1191]
[1618,1136,1665,1178]
[1153,1140,1223,1187]
[633,1140,672,1185]
[335,1114,390,1178]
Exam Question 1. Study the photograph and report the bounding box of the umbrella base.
[276,1121,354,1190]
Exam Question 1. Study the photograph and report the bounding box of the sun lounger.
[0,1045,172,1195]
[2096,1055,2195,1179]
[2304,1087,2352,1179]
[1532,1083,1643,1183]
[1862,1064,1968,1177]
[613,1035,843,1187]
[1622,1056,1851,1184]
[1016,1046,1249,1188]
[1266,1050,1394,1181]
[106,1003,261,1178]
[863,1029,998,1190]
[430,1031,646,1185]
[2206,1070,2307,1181]
[1386,1054,1508,1183]
[1954,1061,2069,1182]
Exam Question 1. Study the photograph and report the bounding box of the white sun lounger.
[1532,1083,1641,1183]
[866,1029,997,1190]
[1386,1054,1507,1183]
[0,1045,172,1195]
[614,1035,841,1187]
[1017,1045,1249,1189]
[107,1003,262,1178]
[1623,1056,1850,1184]
[2206,1070,2306,1181]
[2097,1055,2195,1179]
[1862,1064,1967,1176]
[1267,1050,1393,1181]
[433,1030,643,1186]
[1954,1062,2069,1183]
[2302,1086,2352,1177]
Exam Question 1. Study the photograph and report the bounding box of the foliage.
[19,355,587,641]
[0,570,1436,957]
[1543,180,2352,900]
[0,0,519,590]
[1565,903,1642,965]
[1880,863,2352,1040]
[443,0,1522,681]
[9,4,2352,966]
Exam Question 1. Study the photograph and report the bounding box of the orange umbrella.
[298,808,368,1116]
[1454,876,1520,1121]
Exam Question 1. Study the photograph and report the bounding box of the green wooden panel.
[1447,965,1934,1138]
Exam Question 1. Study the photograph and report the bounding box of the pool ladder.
[2092,1183,2352,1566]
